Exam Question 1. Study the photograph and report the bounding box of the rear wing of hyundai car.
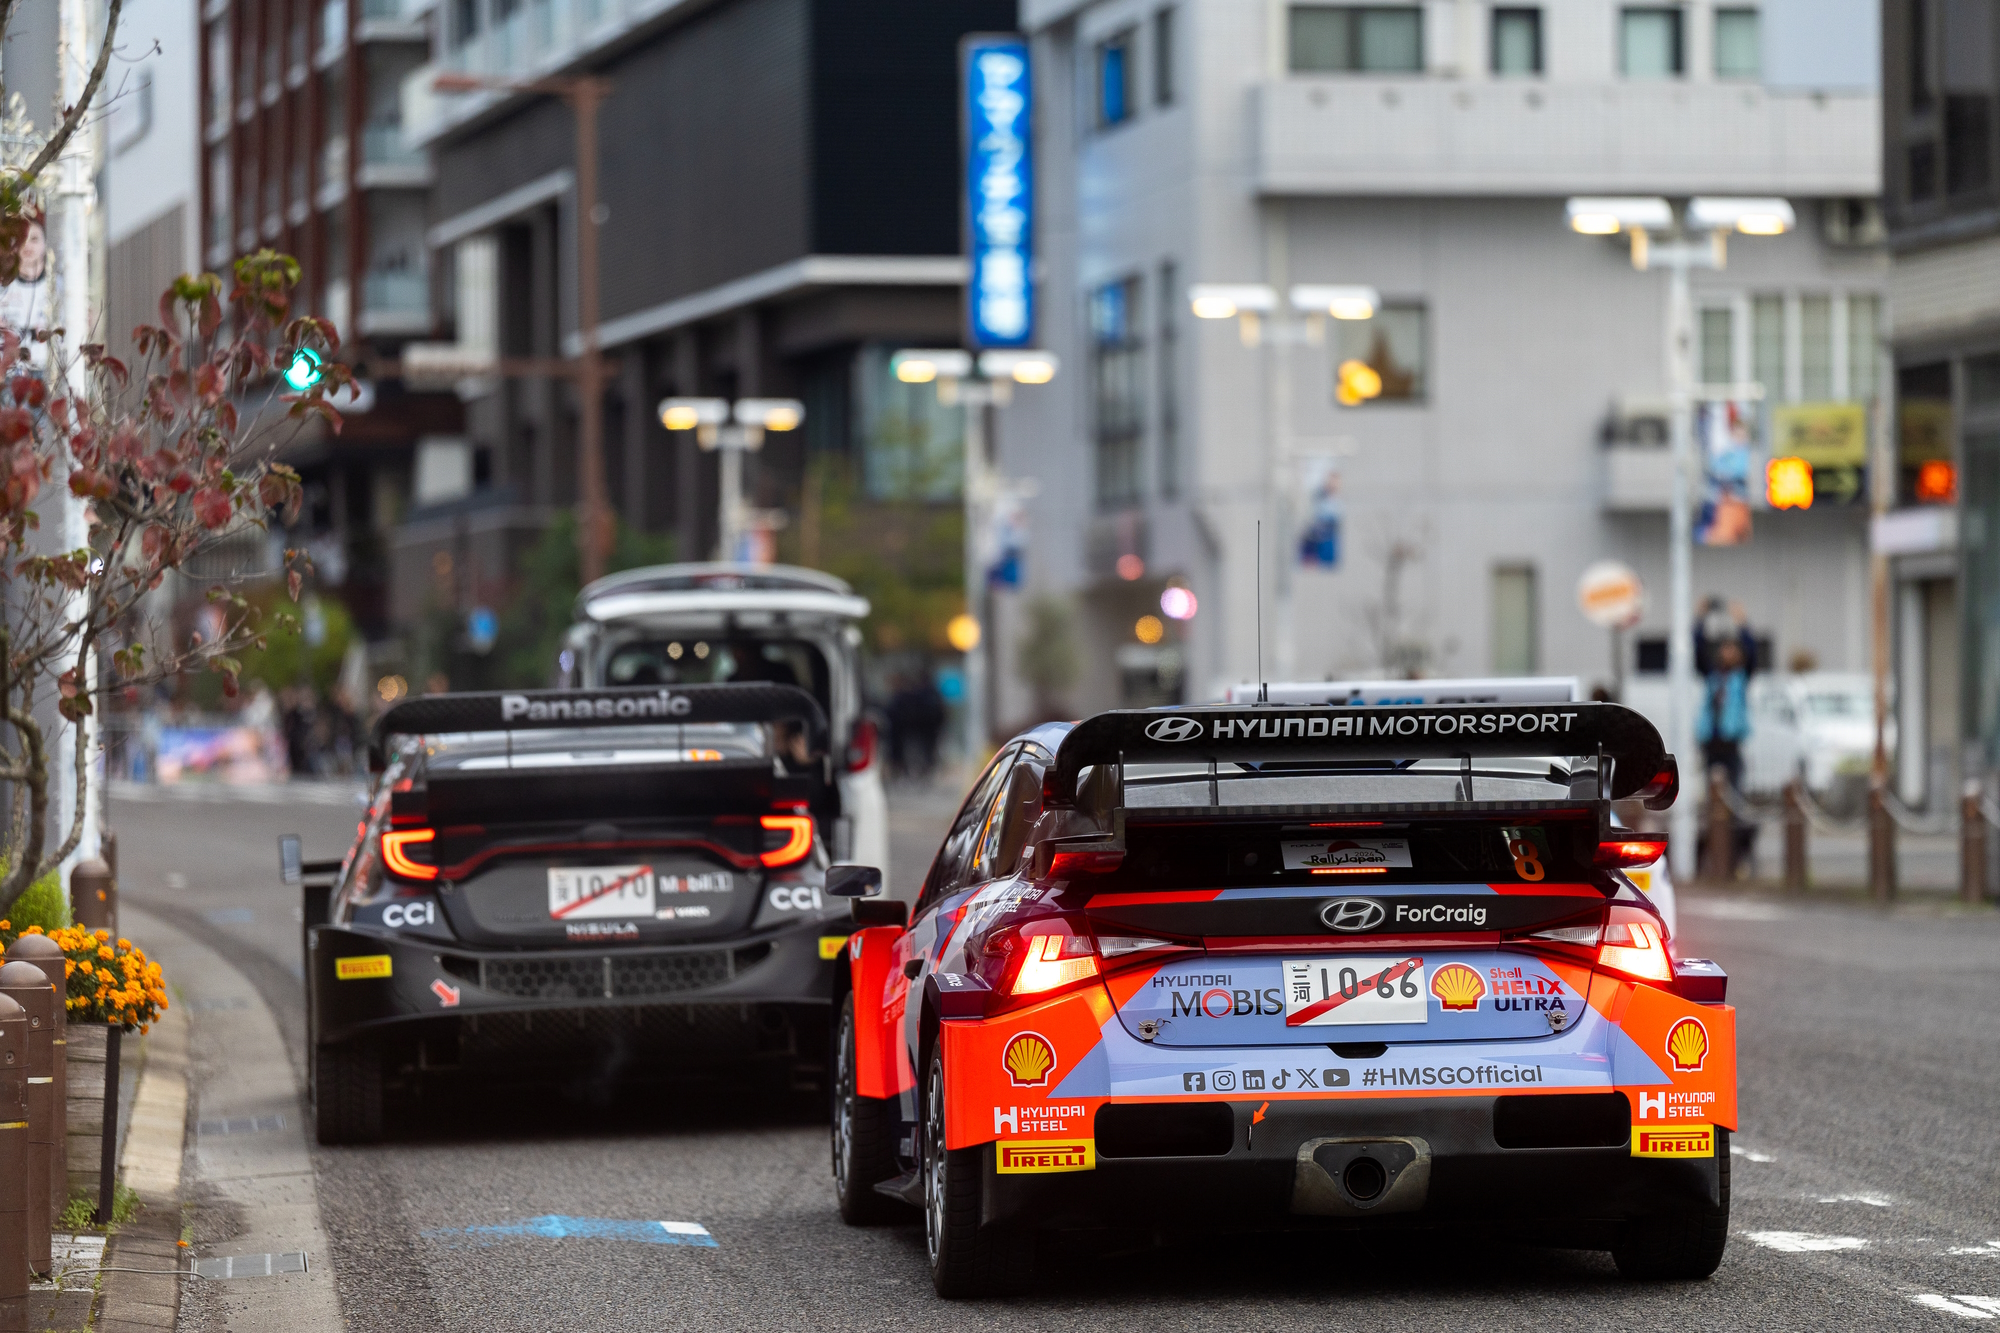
[1045,701,1677,812]
[367,682,830,771]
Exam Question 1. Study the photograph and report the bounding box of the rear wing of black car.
[1046,701,1677,811]
[367,683,829,771]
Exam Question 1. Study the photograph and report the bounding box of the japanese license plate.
[1282,956,1427,1026]
[547,865,655,920]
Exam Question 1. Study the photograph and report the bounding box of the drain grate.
[192,1252,309,1280]
[197,1115,286,1137]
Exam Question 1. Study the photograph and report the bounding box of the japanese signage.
[964,35,1033,348]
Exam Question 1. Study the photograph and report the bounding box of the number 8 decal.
[1509,837,1545,881]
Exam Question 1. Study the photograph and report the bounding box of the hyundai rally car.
[306,683,859,1143]
[830,701,1733,1295]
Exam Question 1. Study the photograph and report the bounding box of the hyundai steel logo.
[1143,716,1203,743]
[1320,898,1387,932]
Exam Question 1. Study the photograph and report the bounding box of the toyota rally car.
[305,683,863,1143]
[828,701,1733,1295]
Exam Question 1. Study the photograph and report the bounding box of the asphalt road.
[109,780,2000,1331]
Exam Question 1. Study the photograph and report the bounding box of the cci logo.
[1002,1031,1058,1088]
[1320,898,1387,932]
[1665,1016,1709,1072]
[1143,716,1203,743]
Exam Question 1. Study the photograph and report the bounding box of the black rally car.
[305,684,860,1143]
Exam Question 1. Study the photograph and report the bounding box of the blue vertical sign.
[964,35,1033,349]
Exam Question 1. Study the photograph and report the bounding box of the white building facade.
[993,0,1884,724]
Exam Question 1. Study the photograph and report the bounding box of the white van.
[563,563,889,879]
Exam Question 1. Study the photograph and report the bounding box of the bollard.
[1783,779,1809,893]
[1703,766,1735,883]
[0,964,54,1278]
[0,992,29,1333]
[1868,782,1897,903]
[95,1027,121,1228]
[71,859,115,935]
[1965,778,1989,906]
[6,936,67,1231]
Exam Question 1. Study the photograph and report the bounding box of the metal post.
[0,993,28,1333]
[1265,210,1296,680]
[1703,766,1734,884]
[1665,252,1699,884]
[963,388,988,764]
[717,443,743,562]
[1783,777,1808,892]
[94,1026,119,1226]
[0,968,52,1277]
[1963,776,1987,905]
[571,78,612,584]
[1869,335,1896,904]
[5,937,66,1232]
[71,858,113,933]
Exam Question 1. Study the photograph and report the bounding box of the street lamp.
[1190,280,1380,681]
[1563,195,1794,881]
[888,346,1059,767]
[656,396,805,561]
[433,70,616,583]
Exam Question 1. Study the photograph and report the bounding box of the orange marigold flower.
[79,961,94,975]
[116,938,130,950]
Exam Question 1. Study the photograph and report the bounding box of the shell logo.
[1002,1031,1058,1088]
[1430,963,1486,1012]
[1665,1016,1709,1072]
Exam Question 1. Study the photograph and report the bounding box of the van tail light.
[1595,905,1673,983]
[1595,835,1668,869]
[381,828,438,881]
[844,718,878,774]
[758,815,814,868]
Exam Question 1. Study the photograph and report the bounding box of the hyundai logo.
[1143,716,1203,743]
[1320,898,1387,932]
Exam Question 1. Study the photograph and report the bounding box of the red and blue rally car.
[829,701,1732,1295]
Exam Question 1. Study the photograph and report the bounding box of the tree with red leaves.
[0,249,350,913]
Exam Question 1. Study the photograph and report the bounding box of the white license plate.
[1282,956,1428,1026]
[1281,837,1412,871]
[547,865,655,920]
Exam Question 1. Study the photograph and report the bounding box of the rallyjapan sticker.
[1282,838,1411,871]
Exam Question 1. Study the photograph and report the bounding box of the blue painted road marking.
[422,1216,717,1247]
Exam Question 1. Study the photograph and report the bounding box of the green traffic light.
[283,347,324,391]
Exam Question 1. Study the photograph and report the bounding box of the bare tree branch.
[18,0,125,184]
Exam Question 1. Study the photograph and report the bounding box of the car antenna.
[1256,520,1268,704]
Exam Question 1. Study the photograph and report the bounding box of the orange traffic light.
[1915,459,1958,503]
[1767,456,1814,510]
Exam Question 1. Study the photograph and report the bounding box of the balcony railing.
[364,269,428,314]
[361,123,422,167]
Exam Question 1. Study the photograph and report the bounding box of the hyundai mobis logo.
[1320,898,1387,932]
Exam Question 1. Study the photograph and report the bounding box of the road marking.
[193,1252,310,1279]
[1730,1144,1776,1162]
[197,1115,286,1137]
[1950,1243,2000,1256]
[1915,1295,2000,1319]
[1742,1231,1871,1253]
[421,1216,718,1248]
[1816,1194,1894,1207]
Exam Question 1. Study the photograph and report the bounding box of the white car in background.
[1224,677,1676,936]
[1743,672,1885,805]
[563,563,889,882]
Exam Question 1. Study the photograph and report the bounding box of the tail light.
[1595,904,1673,982]
[969,911,1103,1013]
[1595,835,1668,869]
[758,814,814,868]
[381,828,438,881]
[844,718,878,774]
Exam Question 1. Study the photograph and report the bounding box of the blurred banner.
[1695,399,1756,545]
[1298,455,1343,568]
[1770,402,1867,506]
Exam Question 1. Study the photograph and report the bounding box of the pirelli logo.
[995,1140,1096,1174]
[334,955,393,981]
[1631,1124,1715,1158]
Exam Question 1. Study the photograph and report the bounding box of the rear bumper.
[308,920,847,1046]
[982,1095,1720,1243]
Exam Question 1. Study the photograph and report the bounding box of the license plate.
[1282,956,1427,1026]
[547,865,655,920]
[1281,837,1412,871]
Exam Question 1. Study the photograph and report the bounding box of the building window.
[1491,8,1541,76]
[207,23,230,126]
[854,344,964,502]
[1699,308,1733,387]
[1288,6,1423,74]
[1752,295,1785,401]
[1946,94,1994,197]
[207,149,232,251]
[451,0,478,44]
[1153,7,1175,107]
[1092,277,1145,509]
[1619,7,1683,79]
[1492,565,1539,676]
[1097,29,1135,128]
[1848,295,1880,402]
[1799,295,1833,401]
[1713,7,1759,79]
[1158,259,1179,500]
[1334,303,1426,402]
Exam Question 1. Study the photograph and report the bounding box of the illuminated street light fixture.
[891,349,974,383]
[977,349,1061,384]
[1562,194,1794,882]
[657,396,805,561]
[1289,284,1380,321]
[1188,283,1278,320]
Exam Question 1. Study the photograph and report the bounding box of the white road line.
[1742,1231,1871,1253]
[1914,1295,2000,1319]
[1817,1194,1895,1207]
[1951,1243,2000,1256]
[1731,1144,1776,1162]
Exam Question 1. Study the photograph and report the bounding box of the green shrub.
[0,864,67,944]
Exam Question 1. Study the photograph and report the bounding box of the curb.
[95,998,189,1332]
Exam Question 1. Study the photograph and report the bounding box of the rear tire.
[1613,1127,1730,1279]
[923,1045,1031,1297]
[831,994,908,1224]
[312,1039,384,1145]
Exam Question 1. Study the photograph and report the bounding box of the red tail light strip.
[381,828,439,881]
[758,815,814,868]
